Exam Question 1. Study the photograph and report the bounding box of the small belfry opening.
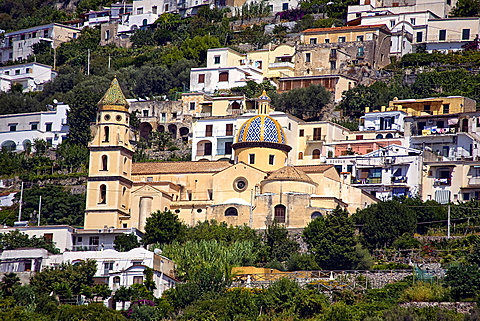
[99,185,107,204]
[103,126,110,142]
[101,155,108,171]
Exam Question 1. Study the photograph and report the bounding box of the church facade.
[84,79,377,231]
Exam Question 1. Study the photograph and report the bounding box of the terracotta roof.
[294,164,334,173]
[264,166,316,184]
[303,24,388,34]
[132,161,232,175]
[98,77,129,111]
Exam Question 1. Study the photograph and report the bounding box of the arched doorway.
[139,122,152,140]
[179,127,189,142]
[196,140,212,156]
[157,125,165,133]
[168,124,177,139]
[1,140,16,151]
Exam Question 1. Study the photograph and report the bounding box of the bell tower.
[84,77,135,229]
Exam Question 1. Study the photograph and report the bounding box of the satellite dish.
[154,248,162,255]
[53,99,58,104]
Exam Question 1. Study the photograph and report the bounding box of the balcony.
[269,62,294,69]
[415,127,457,136]
[195,130,233,137]
[216,148,232,155]
[226,108,242,116]
[468,177,480,186]
[433,178,451,186]
[351,177,382,184]
[72,244,114,251]
[306,135,326,143]
[391,176,407,184]
[195,112,211,117]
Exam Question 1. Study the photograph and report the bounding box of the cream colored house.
[84,81,376,231]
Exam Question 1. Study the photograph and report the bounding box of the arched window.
[225,207,238,216]
[312,149,321,159]
[142,19,148,26]
[311,211,322,220]
[99,185,107,204]
[113,276,120,285]
[298,152,303,160]
[101,155,108,171]
[103,126,110,142]
[123,157,127,173]
[274,204,286,223]
[376,134,384,139]
[385,133,394,138]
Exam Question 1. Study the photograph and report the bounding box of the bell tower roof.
[98,77,129,112]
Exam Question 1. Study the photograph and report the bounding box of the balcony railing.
[72,244,114,251]
[195,130,233,137]
[216,148,232,155]
[226,108,242,115]
[195,112,211,117]
[416,127,457,136]
[269,62,295,69]
[468,177,480,186]
[306,135,326,142]
[391,176,407,184]
[351,177,382,184]
[433,178,451,186]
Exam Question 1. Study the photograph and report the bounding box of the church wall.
[261,180,316,195]
[212,163,267,205]
[207,204,252,226]
[235,147,288,172]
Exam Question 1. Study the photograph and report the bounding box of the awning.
[435,190,451,204]
[448,118,459,126]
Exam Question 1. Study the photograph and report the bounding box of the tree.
[451,0,480,17]
[143,210,186,245]
[354,200,417,249]
[230,80,277,98]
[113,234,140,252]
[445,264,480,300]
[1,272,20,296]
[30,259,97,296]
[14,185,85,226]
[64,76,111,146]
[113,286,132,310]
[56,142,89,172]
[264,221,300,262]
[303,207,363,270]
[271,84,331,119]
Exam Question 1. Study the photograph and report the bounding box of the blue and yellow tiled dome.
[237,115,286,144]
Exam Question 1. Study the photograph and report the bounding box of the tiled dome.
[237,115,286,144]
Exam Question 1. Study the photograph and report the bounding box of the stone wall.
[400,302,476,314]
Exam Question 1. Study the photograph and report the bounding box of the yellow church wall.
[235,147,288,172]
[261,180,316,195]
[207,204,252,226]
[212,163,267,205]
[84,210,122,229]
[130,185,173,231]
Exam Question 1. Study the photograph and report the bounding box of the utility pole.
[447,204,451,239]
[18,182,24,222]
[87,49,91,75]
[108,55,111,69]
[38,195,42,226]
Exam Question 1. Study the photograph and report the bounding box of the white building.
[0,225,143,253]
[0,103,69,151]
[46,248,177,302]
[192,116,237,161]
[359,109,407,133]
[0,23,81,63]
[327,145,423,199]
[190,48,264,93]
[0,63,57,92]
[424,18,480,53]
[241,0,299,14]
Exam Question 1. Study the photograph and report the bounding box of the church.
[84,78,376,231]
